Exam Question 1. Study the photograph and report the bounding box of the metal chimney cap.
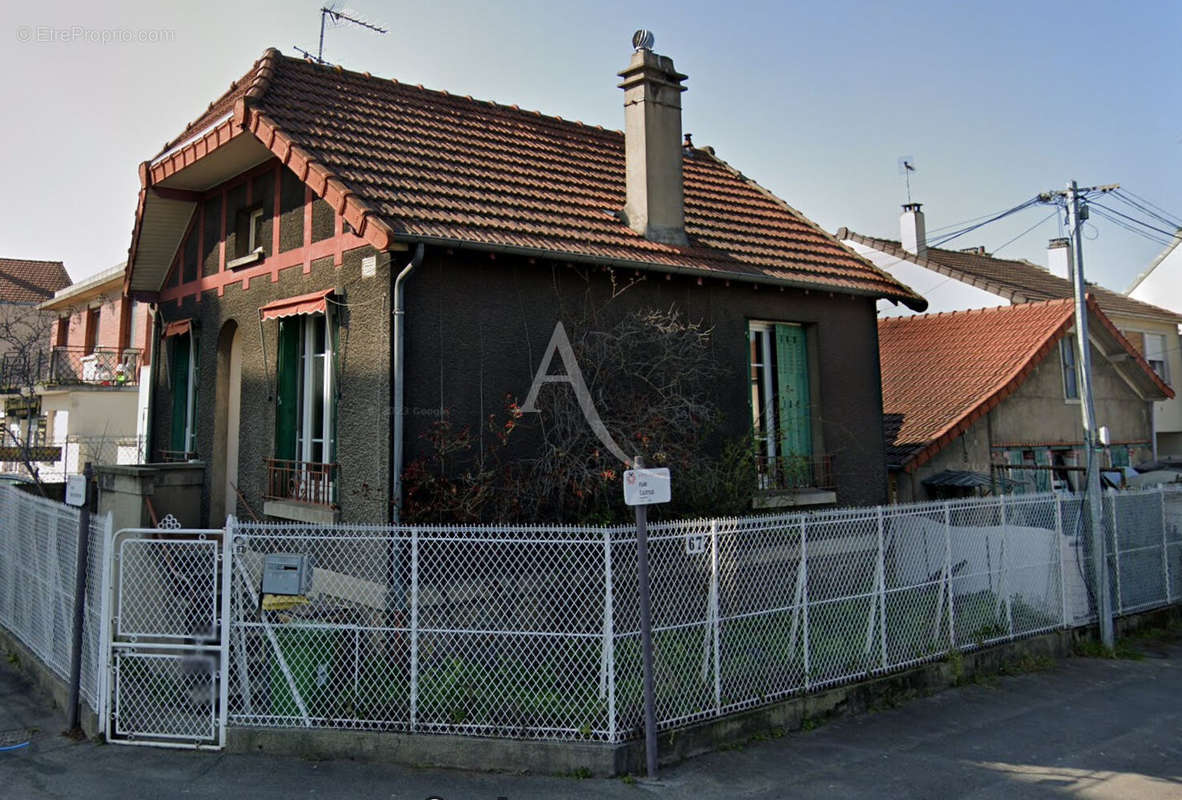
[632,29,655,51]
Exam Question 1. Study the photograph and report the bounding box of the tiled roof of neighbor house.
[150,49,924,308]
[0,258,72,304]
[837,230,1181,322]
[878,297,1172,470]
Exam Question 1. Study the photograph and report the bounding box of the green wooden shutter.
[1111,445,1129,468]
[169,332,190,452]
[1034,448,1051,492]
[774,324,812,461]
[275,318,300,460]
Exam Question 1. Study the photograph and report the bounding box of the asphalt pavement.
[2,637,1180,799]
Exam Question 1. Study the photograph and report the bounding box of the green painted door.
[775,325,812,483]
[275,318,300,461]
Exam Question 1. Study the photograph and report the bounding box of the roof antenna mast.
[294,5,388,65]
[898,156,917,204]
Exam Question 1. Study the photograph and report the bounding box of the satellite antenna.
[295,5,388,65]
[897,156,917,204]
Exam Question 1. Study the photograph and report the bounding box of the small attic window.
[229,205,266,269]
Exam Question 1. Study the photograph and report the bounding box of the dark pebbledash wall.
[151,245,392,525]
[399,248,889,510]
[153,243,889,524]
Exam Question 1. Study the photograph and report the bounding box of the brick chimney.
[900,203,926,257]
[618,32,688,247]
[1047,237,1073,280]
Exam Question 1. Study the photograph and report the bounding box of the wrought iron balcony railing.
[265,458,340,508]
[755,452,834,492]
[47,347,141,387]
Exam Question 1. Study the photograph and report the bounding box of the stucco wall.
[992,334,1151,446]
[400,249,890,510]
[152,245,391,526]
[1106,312,1182,455]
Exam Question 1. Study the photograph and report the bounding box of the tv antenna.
[897,156,917,203]
[294,5,387,65]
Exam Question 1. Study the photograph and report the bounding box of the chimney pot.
[900,203,926,257]
[1047,237,1074,280]
[619,38,689,247]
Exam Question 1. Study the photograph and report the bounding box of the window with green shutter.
[748,321,819,491]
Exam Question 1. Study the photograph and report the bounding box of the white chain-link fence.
[224,486,1182,743]
[0,483,1177,743]
[0,484,112,712]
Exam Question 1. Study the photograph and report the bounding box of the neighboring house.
[0,257,72,471]
[122,43,924,526]
[32,263,152,479]
[1127,233,1182,453]
[879,297,1172,503]
[839,205,1182,461]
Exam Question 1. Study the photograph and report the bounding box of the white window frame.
[247,207,264,253]
[294,312,334,466]
[749,321,778,467]
[1142,331,1170,385]
[1060,335,1080,402]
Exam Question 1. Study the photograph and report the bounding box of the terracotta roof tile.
[0,258,72,304]
[879,299,1078,468]
[167,50,923,307]
[841,230,1181,322]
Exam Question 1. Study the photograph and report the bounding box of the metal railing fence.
[0,485,112,712]
[223,486,1182,743]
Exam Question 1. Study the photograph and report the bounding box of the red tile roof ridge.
[841,226,1182,323]
[270,50,631,147]
[706,155,927,311]
[879,296,1074,325]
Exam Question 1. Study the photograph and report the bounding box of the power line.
[991,210,1060,255]
[1115,189,1182,229]
[927,197,1043,250]
[1089,207,1174,248]
[1089,201,1181,240]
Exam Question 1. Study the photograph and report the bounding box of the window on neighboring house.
[275,311,337,504]
[168,331,197,456]
[1143,333,1169,384]
[84,306,100,355]
[1060,336,1080,400]
[748,321,821,490]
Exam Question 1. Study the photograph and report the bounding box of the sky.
[1,0,1179,293]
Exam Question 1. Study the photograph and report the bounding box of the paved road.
[2,640,1181,799]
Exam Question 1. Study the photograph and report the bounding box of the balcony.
[263,458,340,524]
[0,352,44,394]
[753,452,836,509]
[46,347,141,388]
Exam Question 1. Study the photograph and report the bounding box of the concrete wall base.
[0,626,101,739]
[225,604,1181,777]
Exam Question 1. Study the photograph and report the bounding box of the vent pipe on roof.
[900,203,926,257]
[618,32,689,247]
[1047,237,1073,281]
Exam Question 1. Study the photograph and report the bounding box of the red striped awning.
[259,289,333,321]
[162,318,192,337]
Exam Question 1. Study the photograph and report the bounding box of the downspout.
[391,242,425,523]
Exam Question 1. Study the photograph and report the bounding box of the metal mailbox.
[261,553,314,596]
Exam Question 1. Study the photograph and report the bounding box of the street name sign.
[623,467,671,506]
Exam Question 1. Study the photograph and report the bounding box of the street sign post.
[623,460,670,779]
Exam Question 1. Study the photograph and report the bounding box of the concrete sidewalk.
[2,640,1181,799]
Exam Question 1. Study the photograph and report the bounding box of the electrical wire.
[1113,189,1182,230]
[1089,202,1180,240]
[1089,207,1174,248]
[990,210,1060,255]
[927,197,1044,250]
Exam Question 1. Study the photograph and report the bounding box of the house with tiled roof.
[840,204,1182,460]
[0,258,72,471]
[124,40,924,525]
[879,296,1171,503]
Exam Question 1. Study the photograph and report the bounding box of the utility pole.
[1041,181,1118,649]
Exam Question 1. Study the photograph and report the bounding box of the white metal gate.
[103,528,229,749]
